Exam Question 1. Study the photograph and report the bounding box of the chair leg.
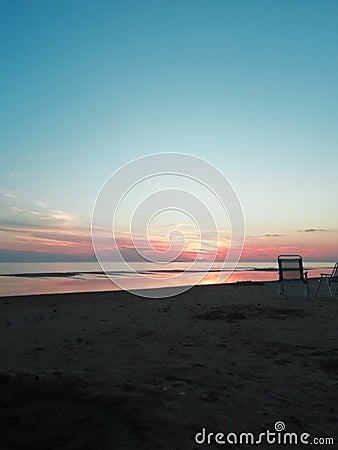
[326,278,333,298]
[315,278,322,297]
[305,281,309,298]
[278,281,284,297]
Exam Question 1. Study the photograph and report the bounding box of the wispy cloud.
[92,224,231,263]
[2,192,82,228]
[10,206,24,213]
[297,228,327,233]
[0,193,92,258]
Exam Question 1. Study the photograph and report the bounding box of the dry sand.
[0,280,337,449]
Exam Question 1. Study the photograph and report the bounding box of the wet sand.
[0,280,337,449]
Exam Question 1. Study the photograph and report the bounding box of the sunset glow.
[1,208,337,263]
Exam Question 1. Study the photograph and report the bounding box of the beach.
[1,280,337,449]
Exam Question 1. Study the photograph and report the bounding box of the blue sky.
[1,0,338,261]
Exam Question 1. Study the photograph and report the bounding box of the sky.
[1,0,338,263]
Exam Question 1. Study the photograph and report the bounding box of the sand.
[0,280,337,449]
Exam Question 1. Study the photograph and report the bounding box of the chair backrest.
[278,255,305,282]
[330,262,338,280]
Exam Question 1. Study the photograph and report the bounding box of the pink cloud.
[2,207,338,263]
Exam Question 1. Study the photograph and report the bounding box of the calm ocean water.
[0,261,334,297]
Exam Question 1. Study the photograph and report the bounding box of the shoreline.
[0,279,274,301]
[1,281,337,449]
[0,267,279,277]
[0,276,327,300]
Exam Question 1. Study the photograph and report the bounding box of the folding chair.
[277,255,309,298]
[315,262,338,298]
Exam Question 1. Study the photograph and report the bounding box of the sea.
[0,261,334,297]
